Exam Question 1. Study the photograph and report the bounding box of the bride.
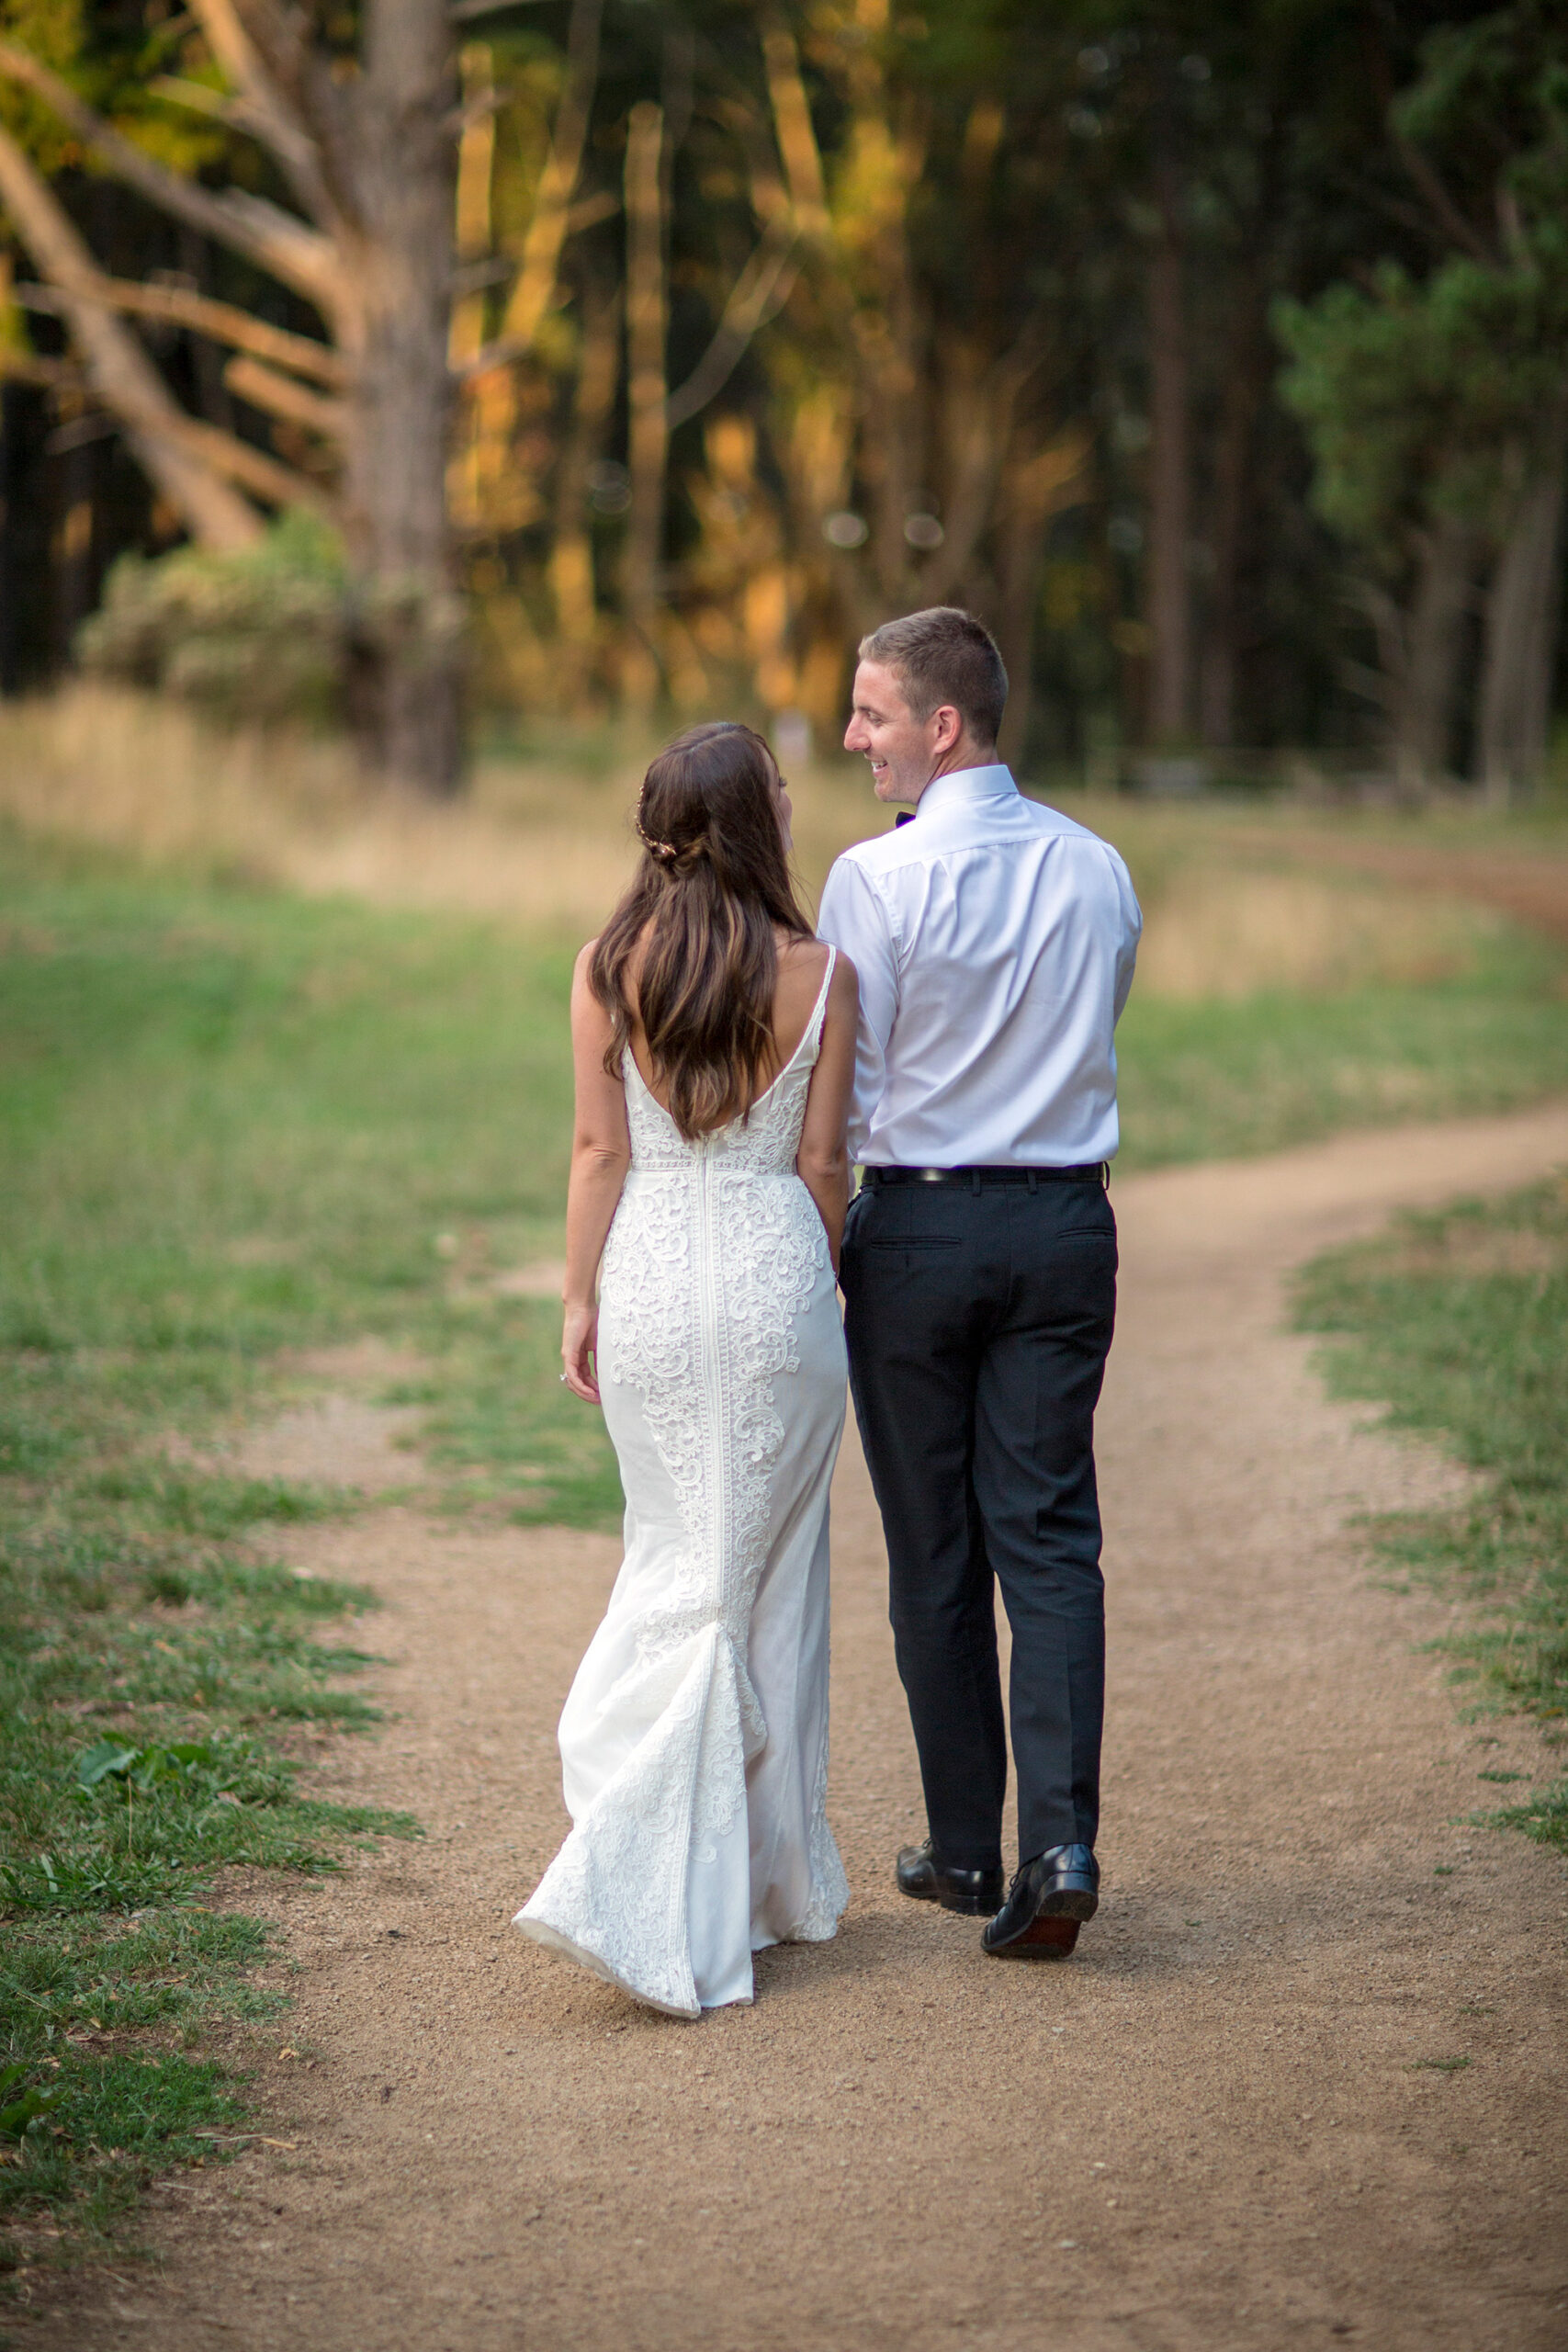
[514,720,860,2018]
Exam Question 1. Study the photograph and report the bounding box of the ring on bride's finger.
[558,1373,568,1384]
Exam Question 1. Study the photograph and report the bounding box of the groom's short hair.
[859,607,1008,746]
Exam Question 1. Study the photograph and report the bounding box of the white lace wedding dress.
[514,951,850,2017]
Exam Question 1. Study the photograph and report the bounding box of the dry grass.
[0,686,1549,998]
[0,686,894,933]
[0,687,627,930]
[1132,865,1502,1000]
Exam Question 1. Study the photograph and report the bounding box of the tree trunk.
[52,401,98,657]
[2,4,471,789]
[1391,515,1472,792]
[548,278,620,697]
[1198,296,1262,750]
[992,430,1092,770]
[857,153,923,619]
[448,40,494,375]
[495,0,602,358]
[1476,447,1566,806]
[623,100,667,711]
[1146,99,1190,745]
[340,0,462,792]
[991,486,1040,770]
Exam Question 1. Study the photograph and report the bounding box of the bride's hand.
[561,1302,601,1403]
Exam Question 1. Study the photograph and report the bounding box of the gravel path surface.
[35,1103,1568,2352]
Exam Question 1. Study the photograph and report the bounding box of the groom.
[818,607,1141,1959]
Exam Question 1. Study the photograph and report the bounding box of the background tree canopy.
[0,0,1564,797]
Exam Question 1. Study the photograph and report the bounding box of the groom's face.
[844,660,945,805]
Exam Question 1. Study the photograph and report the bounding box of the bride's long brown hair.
[590,721,813,1141]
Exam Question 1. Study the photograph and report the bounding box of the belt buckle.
[915,1168,946,1184]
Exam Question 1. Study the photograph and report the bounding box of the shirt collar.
[911,762,1018,819]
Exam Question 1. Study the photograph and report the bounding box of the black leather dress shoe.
[980,1843,1100,1958]
[895,1840,1005,1917]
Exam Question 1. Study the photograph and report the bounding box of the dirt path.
[36,1104,1568,2352]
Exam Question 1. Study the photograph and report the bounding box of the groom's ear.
[931,703,964,753]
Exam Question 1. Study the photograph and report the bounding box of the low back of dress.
[619,944,835,1176]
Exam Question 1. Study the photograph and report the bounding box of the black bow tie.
[896,811,915,827]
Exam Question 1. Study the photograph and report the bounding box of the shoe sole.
[989,1917,1080,1957]
[983,1886,1099,1960]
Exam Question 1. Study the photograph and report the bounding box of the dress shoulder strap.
[803,944,836,1060]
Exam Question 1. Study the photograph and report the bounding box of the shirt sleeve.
[1108,848,1142,1026]
[817,854,897,1164]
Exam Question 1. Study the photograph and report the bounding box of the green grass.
[0,831,615,2267]
[1114,926,1568,1170]
[1295,1178,1568,1849]
[0,825,622,1521]
[1,1911,283,2241]
[0,1453,422,2263]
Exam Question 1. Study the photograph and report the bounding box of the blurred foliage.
[0,0,224,176]
[76,511,347,725]
[8,0,1568,779]
[1279,6,1568,566]
[1280,263,1540,565]
[1,0,89,176]
[74,510,346,723]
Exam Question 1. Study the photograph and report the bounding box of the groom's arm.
[818,854,897,1165]
[1106,845,1142,1025]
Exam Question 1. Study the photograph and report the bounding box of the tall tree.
[1279,271,1485,787]
[1145,48,1191,744]
[671,3,1093,751]
[1396,5,1568,801]
[622,96,667,708]
[1,0,464,789]
[1280,2,1568,797]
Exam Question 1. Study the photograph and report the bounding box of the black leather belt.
[860,1162,1108,1188]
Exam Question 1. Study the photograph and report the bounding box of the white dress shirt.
[816,763,1141,1168]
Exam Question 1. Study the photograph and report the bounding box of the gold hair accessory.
[635,800,681,863]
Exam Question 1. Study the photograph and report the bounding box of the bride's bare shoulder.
[579,926,650,996]
[768,936,835,1063]
[774,932,832,978]
[773,933,830,996]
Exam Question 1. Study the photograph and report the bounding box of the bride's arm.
[795,952,859,1272]
[562,943,632,1405]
